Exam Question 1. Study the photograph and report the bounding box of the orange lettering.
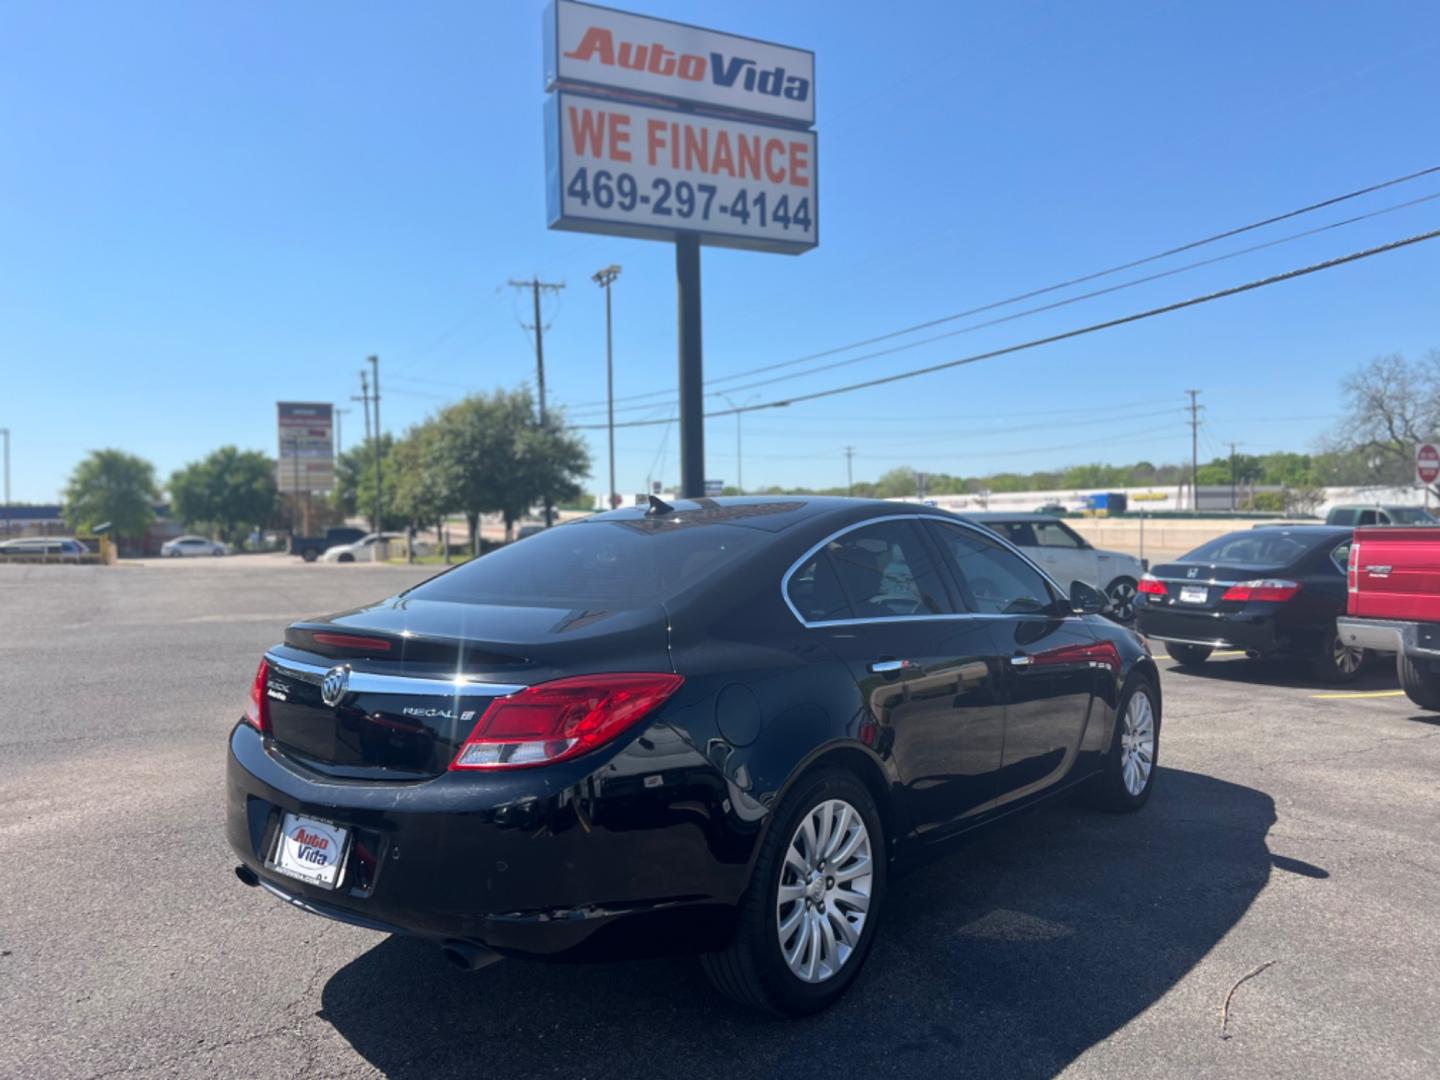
[763,138,786,183]
[788,142,810,188]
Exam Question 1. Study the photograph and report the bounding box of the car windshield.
[1387,508,1437,524]
[405,520,767,608]
[1179,530,1326,567]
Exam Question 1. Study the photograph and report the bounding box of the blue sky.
[2,1,1438,502]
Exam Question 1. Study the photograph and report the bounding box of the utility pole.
[720,394,760,495]
[1229,441,1241,511]
[353,371,374,532]
[675,236,704,500]
[592,265,621,510]
[334,408,350,456]
[0,428,9,537]
[844,446,855,497]
[369,355,382,535]
[1185,389,1202,512]
[508,276,566,525]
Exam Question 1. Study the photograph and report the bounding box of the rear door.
[923,520,1100,806]
[1030,519,1098,590]
[787,519,1007,837]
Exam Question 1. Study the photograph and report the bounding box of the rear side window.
[407,520,766,609]
[786,551,853,623]
[991,521,1036,547]
[1356,511,1379,526]
[791,520,954,622]
[927,522,1057,615]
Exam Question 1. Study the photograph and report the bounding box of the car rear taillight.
[1137,574,1168,596]
[1347,540,1360,595]
[451,673,684,771]
[1221,579,1302,602]
[244,657,271,734]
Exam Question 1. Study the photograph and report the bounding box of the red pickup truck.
[1337,526,1440,709]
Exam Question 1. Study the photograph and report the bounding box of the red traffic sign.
[1417,443,1440,485]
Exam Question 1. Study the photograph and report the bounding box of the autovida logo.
[290,826,332,867]
[563,26,811,104]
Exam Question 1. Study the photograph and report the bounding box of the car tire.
[1312,628,1366,684]
[302,548,318,563]
[700,767,885,1017]
[1105,577,1138,624]
[338,553,354,563]
[1092,674,1160,813]
[1167,643,1211,667]
[1398,653,1440,711]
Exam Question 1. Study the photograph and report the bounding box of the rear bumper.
[1336,617,1440,657]
[1136,607,1283,654]
[225,723,754,960]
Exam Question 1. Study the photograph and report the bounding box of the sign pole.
[676,234,704,499]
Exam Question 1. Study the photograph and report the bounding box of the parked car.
[288,526,367,563]
[161,535,229,557]
[515,523,546,540]
[964,512,1145,622]
[319,531,423,563]
[227,497,1160,1016]
[1337,526,1440,710]
[1325,505,1437,527]
[1135,525,1363,681]
[0,537,89,561]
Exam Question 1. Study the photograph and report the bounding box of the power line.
[571,226,1440,432]
[559,164,1440,415]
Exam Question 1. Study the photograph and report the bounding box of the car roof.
[581,495,919,534]
[962,512,1071,523]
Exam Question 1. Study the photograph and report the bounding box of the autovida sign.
[543,0,817,254]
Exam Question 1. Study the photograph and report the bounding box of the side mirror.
[1070,579,1108,615]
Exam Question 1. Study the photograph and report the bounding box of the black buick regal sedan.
[227,496,1161,1015]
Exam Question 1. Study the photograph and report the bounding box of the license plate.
[1179,586,1208,604]
[270,813,350,890]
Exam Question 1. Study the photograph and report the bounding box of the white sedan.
[320,532,430,563]
[161,535,229,557]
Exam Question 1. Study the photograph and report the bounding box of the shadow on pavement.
[319,768,1276,1080]
[1160,654,1400,692]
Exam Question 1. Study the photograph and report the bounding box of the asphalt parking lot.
[3,557,1438,1079]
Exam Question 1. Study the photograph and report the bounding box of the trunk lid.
[263,597,673,779]
[1348,527,1440,621]
[1148,561,1278,611]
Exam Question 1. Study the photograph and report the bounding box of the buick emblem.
[320,666,350,707]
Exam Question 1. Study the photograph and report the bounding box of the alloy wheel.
[776,798,872,984]
[1107,580,1138,622]
[1119,691,1155,797]
[1333,636,1364,676]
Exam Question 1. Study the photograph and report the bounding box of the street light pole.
[1,428,9,537]
[592,265,622,510]
[720,394,760,494]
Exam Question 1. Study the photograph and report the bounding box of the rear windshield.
[404,520,766,608]
[1179,530,1327,568]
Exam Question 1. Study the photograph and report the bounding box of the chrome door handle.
[870,659,908,674]
[1010,655,1034,667]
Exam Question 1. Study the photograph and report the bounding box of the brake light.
[312,632,392,652]
[1221,579,1301,602]
[1137,574,1168,596]
[244,657,271,734]
[1348,540,1360,595]
[451,673,684,770]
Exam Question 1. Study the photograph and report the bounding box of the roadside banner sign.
[1418,442,1440,486]
[277,402,334,494]
[546,90,816,253]
[704,479,724,495]
[546,0,815,126]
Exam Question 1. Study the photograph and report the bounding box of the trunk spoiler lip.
[264,649,529,698]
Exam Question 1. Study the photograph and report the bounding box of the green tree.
[504,414,590,537]
[169,446,278,545]
[387,422,452,559]
[331,434,399,530]
[63,449,159,542]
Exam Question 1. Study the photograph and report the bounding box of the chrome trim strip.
[1157,577,1241,588]
[779,512,1071,629]
[265,653,526,697]
[1146,634,1237,649]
